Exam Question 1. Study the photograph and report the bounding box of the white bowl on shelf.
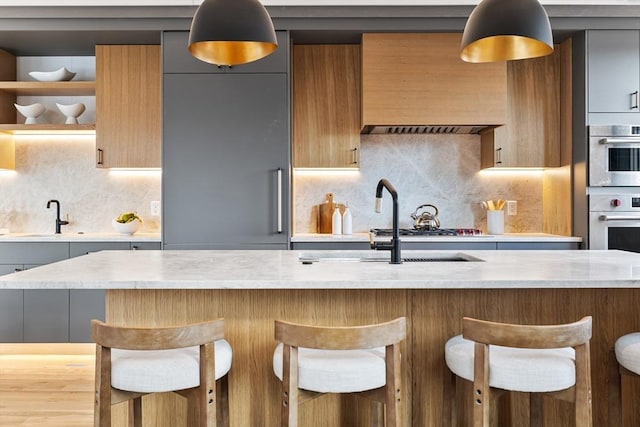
[14,103,45,124]
[112,219,141,235]
[56,103,86,124]
[28,67,76,82]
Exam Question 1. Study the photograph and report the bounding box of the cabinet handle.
[132,245,138,251]
[351,148,358,165]
[97,148,104,165]
[14,268,23,272]
[276,168,283,234]
[632,91,639,110]
[495,147,502,165]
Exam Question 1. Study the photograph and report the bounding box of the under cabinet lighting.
[0,170,17,176]
[108,169,161,177]
[294,169,360,176]
[479,168,545,176]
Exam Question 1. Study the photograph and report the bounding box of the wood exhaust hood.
[361,33,507,135]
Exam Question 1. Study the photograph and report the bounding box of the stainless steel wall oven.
[590,125,640,187]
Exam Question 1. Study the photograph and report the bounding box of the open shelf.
[0,81,95,96]
[0,124,95,135]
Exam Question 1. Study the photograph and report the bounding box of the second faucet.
[46,199,69,234]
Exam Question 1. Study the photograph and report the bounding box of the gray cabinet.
[163,32,290,250]
[588,30,640,113]
[0,290,23,342]
[162,31,288,74]
[0,239,160,343]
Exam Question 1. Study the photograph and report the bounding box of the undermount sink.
[298,252,483,264]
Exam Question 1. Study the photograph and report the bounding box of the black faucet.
[370,179,402,264]
[46,199,69,234]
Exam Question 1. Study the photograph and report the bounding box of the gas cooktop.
[370,228,484,236]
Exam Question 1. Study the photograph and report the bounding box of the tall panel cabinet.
[162,32,290,249]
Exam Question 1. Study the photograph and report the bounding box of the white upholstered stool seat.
[112,339,233,393]
[615,332,640,375]
[273,343,385,393]
[92,319,231,427]
[443,316,592,427]
[445,335,576,393]
[274,317,406,427]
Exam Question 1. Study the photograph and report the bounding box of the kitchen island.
[1,249,639,426]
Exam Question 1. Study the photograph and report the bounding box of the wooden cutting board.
[318,193,335,234]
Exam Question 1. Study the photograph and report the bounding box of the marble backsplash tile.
[293,134,543,234]
[0,136,161,234]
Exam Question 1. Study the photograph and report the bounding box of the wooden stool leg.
[131,397,142,427]
[608,350,623,427]
[529,394,543,427]
[94,345,111,427]
[218,375,229,427]
[443,370,457,427]
[370,400,384,427]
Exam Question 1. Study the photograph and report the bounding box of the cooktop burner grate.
[370,228,483,236]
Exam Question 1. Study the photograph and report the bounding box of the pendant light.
[460,0,553,63]
[188,0,278,66]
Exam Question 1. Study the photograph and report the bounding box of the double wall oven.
[589,125,640,251]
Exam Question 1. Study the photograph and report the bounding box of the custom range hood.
[361,33,507,136]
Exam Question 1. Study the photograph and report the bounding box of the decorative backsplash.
[293,134,543,234]
[0,136,161,234]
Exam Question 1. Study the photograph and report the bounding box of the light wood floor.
[0,353,94,427]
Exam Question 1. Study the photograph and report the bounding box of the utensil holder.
[487,210,504,235]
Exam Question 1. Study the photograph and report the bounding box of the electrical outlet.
[507,200,517,216]
[150,201,161,217]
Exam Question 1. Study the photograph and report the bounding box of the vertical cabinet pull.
[351,147,358,165]
[97,148,104,165]
[495,147,502,165]
[632,91,639,110]
[276,168,283,234]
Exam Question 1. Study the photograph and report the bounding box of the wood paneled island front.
[2,249,640,426]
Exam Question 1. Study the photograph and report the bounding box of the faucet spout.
[46,199,69,234]
[371,179,402,264]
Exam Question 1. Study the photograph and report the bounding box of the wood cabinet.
[292,45,361,169]
[481,44,563,168]
[361,33,506,129]
[96,45,161,168]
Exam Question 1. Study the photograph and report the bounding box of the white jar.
[332,207,342,235]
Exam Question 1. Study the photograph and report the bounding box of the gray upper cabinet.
[162,31,288,74]
[162,31,290,250]
[588,30,640,113]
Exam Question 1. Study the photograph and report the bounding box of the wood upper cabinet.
[481,43,564,169]
[96,45,161,168]
[292,44,360,168]
[361,33,506,129]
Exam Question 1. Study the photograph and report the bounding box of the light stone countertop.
[291,232,582,243]
[0,232,161,242]
[0,249,636,290]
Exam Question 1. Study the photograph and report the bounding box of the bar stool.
[273,317,406,427]
[91,318,232,427]
[611,332,640,425]
[444,316,592,427]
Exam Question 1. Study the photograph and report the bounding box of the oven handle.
[599,214,640,221]
[599,137,640,145]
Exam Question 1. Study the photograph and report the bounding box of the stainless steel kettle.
[410,204,440,230]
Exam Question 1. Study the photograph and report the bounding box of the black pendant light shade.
[460,0,553,63]
[188,0,278,66]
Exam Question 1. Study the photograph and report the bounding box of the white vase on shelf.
[14,103,45,125]
[56,103,86,124]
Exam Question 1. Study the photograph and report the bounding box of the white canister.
[332,207,342,235]
[487,210,504,235]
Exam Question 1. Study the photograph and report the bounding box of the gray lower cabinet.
[292,241,579,250]
[0,240,160,343]
[163,69,290,249]
[23,289,69,343]
[0,289,23,342]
